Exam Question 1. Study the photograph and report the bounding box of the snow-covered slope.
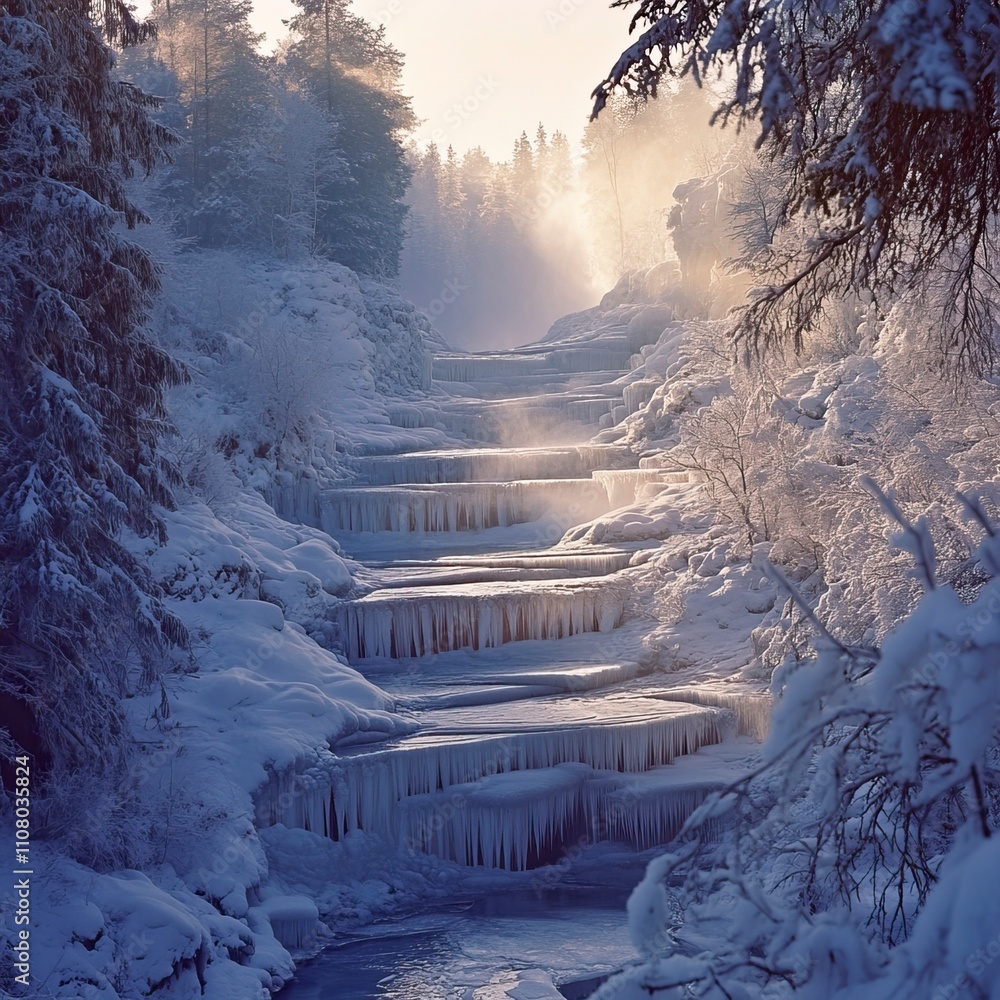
[12,252,453,998]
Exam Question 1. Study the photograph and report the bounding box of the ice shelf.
[251,710,746,871]
[432,354,556,383]
[399,764,592,870]
[336,579,628,661]
[319,480,611,534]
[592,469,670,508]
[254,765,333,836]
[363,550,636,587]
[327,700,727,868]
[343,444,638,486]
[622,378,662,416]
[259,895,323,951]
[432,345,634,385]
[653,687,772,741]
[566,398,617,423]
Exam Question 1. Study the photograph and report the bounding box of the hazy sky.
[135,0,635,160]
[350,0,631,158]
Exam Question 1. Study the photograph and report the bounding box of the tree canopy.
[0,0,183,865]
[595,0,1000,371]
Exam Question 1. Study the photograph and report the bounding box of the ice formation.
[548,347,635,374]
[432,345,634,384]
[379,546,634,587]
[337,579,628,661]
[344,444,637,486]
[399,764,592,870]
[326,702,727,867]
[566,397,617,423]
[655,688,772,741]
[593,469,669,508]
[319,479,611,534]
[622,378,662,416]
[434,550,635,577]
[255,765,334,836]
[432,353,553,383]
[259,896,323,951]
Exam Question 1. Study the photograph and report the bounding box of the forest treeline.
[399,86,720,348]
[120,0,731,349]
[123,0,413,278]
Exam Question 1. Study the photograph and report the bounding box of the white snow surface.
[17,253,449,998]
[20,256,794,998]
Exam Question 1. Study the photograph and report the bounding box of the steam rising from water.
[401,81,726,352]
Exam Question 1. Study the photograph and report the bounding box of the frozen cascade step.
[424,550,636,575]
[255,764,336,836]
[395,663,649,706]
[344,444,638,486]
[401,759,728,870]
[432,346,633,384]
[432,354,557,382]
[360,550,638,588]
[251,717,745,871]
[401,765,592,870]
[592,469,672,508]
[566,397,617,423]
[329,700,730,866]
[337,578,628,662]
[651,686,772,741]
[362,561,630,589]
[435,367,630,399]
[320,479,612,534]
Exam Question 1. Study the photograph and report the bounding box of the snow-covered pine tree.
[140,0,271,247]
[0,0,184,867]
[286,0,414,278]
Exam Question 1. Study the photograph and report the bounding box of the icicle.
[432,354,552,383]
[329,705,725,855]
[432,344,634,384]
[436,550,634,577]
[260,896,322,950]
[253,765,334,837]
[319,480,612,534]
[548,347,635,374]
[344,445,637,487]
[655,688,771,741]
[337,580,628,662]
[592,470,671,508]
[622,378,662,416]
[259,477,322,526]
[566,397,617,423]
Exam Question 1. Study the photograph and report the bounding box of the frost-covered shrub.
[606,491,1000,999]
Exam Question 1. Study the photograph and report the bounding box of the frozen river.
[281,879,638,999]
[271,328,759,997]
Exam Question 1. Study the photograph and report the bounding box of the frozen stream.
[279,880,639,1000]
[276,333,756,997]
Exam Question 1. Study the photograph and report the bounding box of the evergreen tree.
[0,0,184,865]
[145,0,272,245]
[286,0,414,277]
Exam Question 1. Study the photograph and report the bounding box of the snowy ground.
[12,258,777,999]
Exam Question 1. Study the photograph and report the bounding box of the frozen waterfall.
[319,480,611,534]
[344,444,637,486]
[336,579,628,661]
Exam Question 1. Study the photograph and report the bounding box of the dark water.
[280,881,637,1000]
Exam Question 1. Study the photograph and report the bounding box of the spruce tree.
[287,0,414,277]
[0,0,184,865]
[596,0,1000,370]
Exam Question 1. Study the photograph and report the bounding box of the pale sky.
[135,0,635,160]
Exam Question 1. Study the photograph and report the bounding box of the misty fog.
[399,82,724,351]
